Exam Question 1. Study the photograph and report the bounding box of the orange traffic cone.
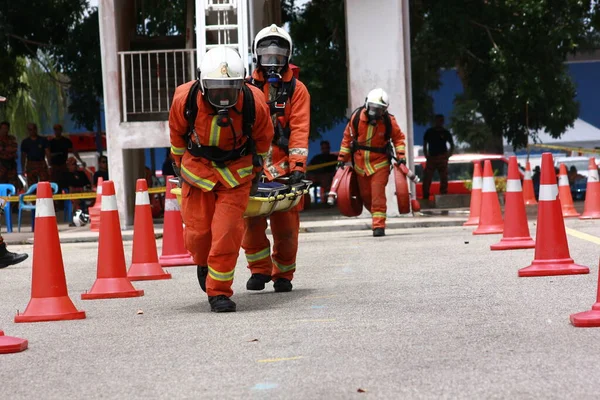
[15,182,86,322]
[0,330,28,354]
[580,158,600,219]
[473,160,503,235]
[89,177,103,232]
[522,161,537,205]
[518,153,589,277]
[570,259,600,327]
[82,181,144,299]
[463,162,482,226]
[127,179,172,280]
[558,163,580,218]
[159,176,194,267]
[491,156,535,250]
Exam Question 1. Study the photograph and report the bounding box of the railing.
[118,49,197,122]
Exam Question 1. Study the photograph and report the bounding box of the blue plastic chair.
[18,182,59,232]
[0,184,16,233]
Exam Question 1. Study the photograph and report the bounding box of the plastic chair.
[0,184,16,233]
[18,182,59,232]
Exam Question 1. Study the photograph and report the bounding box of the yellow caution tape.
[0,187,169,203]
[528,143,600,155]
[306,160,338,172]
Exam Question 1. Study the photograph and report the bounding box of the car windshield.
[558,160,589,173]
[414,159,507,181]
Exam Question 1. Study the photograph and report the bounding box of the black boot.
[373,228,385,237]
[273,278,293,292]
[246,273,271,291]
[197,266,208,292]
[208,295,236,312]
[0,250,28,269]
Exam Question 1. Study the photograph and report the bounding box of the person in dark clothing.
[422,114,455,199]
[532,166,541,200]
[65,157,91,214]
[49,124,86,190]
[92,155,109,186]
[308,141,338,198]
[162,149,176,178]
[21,123,50,186]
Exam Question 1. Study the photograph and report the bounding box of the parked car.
[554,156,600,201]
[413,154,519,200]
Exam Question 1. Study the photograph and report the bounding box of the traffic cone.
[159,176,194,267]
[0,330,28,354]
[580,158,600,219]
[15,182,86,322]
[491,156,535,250]
[463,162,482,226]
[558,163,580,218]
[82,181,144,299]
[570,259,600,327]
[522,161,537,205]
[89,177,103,232]
[518,153,589,277]
[127,179,172,280]
[473,160,503,235]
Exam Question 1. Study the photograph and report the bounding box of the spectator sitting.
[65,157,91,217]
[568,166,584,186]
[92,155,109,186]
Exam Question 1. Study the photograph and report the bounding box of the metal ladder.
[196,0,251,73]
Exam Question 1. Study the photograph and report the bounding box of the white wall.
[345,0,414,217]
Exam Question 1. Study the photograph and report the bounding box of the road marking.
[252,383,279,390]
[307,295,338,299]
[257,356,303,363]
[311,305,325,309]
[566,228,600,245]
[296,318,336,323]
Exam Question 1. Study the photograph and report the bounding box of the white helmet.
[253,24,293,68]
[72,209,90,227]
[199,46,245,108]
[364,88,389,120]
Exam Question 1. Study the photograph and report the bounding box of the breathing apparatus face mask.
[366,103,387,125]
[203,78,243,110]
[256,40,290,84]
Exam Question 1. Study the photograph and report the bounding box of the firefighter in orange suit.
[241,24,311,293]
[169,46,273,313]
[337,88,406,237]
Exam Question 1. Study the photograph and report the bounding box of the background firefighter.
[169,46,273,313]
[242,24,311,293]
[337,88,406,237]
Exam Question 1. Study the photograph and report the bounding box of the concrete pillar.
[344,0,414,218]
[98,0,128,227]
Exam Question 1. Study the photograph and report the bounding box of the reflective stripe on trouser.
[180,181,251,297]
[242,207,300,281]
[357,167,390,229]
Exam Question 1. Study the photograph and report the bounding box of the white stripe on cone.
[472,177,482,190]
[558,175,569,186]
[164,198,180,211]
[506,179,522,192]
[482,177,496,193]
[101,195,118,211]
[539,184,559,201]
[135,191,150,206]
[97,185,102,194]
[35,198,55,218]
[589,169,599,182]
[524,170,532,180]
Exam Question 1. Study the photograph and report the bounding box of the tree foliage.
[415,0,598,152]
[283,0,348,138]
[55,9,103,131]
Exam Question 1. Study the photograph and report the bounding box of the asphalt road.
[1,219,600,399]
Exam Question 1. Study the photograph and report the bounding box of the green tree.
[1,54,67,138]
[415,0,598,152]
[0,0,87,99]
[283,0,348,138]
